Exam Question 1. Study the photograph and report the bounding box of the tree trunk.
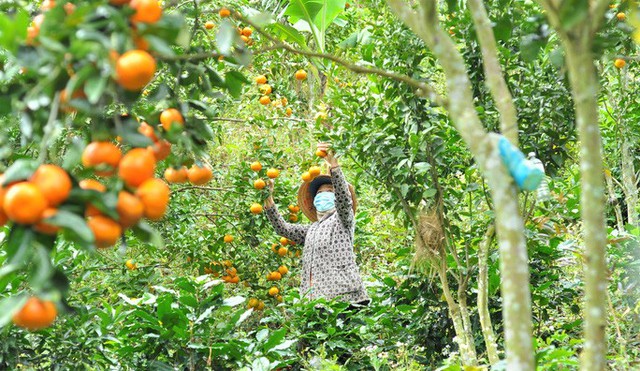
[564,41,608,371]
[621,134,638,227]
[458,284,478,361]
[478,224,500,364]
[605,171,625,232]
[438,265,478,365]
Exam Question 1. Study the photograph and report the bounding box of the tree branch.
[467,0,519,146]
[235,13,447,107]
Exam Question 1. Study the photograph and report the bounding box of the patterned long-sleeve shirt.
[265,167,369,303]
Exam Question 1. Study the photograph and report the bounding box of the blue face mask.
[313,192,335,212]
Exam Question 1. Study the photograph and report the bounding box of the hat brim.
[298,175,357,222]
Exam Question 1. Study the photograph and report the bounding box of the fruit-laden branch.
[387,0,534,368]
[466,0,519,146]
[234,14,448,107]
[535,2,610,370]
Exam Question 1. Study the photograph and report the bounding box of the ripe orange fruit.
[266,168,280,178]
[248,298,259,308]
[116,50,157,91]
[277,246,288,256]
[276,295,283,302]
[301,172,311,182]
[34,208,60,235]
[281,97,288,106]
[271,271,282,280]
[271,243,278,253]
[226,267,237,276]
[12,297,57,331]
[259,84,272,95]
[241,27,252,37]
[256,301,265,310]
[617,12,626,21]
[149,139,171,161]
[133,35,150,51]
[30,164,72,206]
[130,0,162,24]
[64,2,75,14]
[136,178,170,220]
[82,142,122,176]
[187,164,213,185]
[259,95,271,105]
[41,0,55,10]
[139,121,158,142]
[79,179,106,192]
[240,35,250,43]
[160,108,184,131]
[309,166,321,177]
[278,265,288,275]
[250,203,263,214]
[614,58,626,69]
[118,148,156,188]
[288,204,300,213]
[223,234,234,243]
[268,287,279,296]
[164,167,188,183]
[289,214,298,222]
[255,75,267,84]
[219,7,231,17]
[88,215,122,248]
[125,259,137,270]
[280,237,288,245]
[254,178,266,189]
[4,182,47,224]
[285,107,292,116]
[116,191,144,228]
[316,150,327,158]
[205,21,215,30]
[295,69,307,81]
[250,161,262,171]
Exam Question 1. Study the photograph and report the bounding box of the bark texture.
[564,38,608,371]
[478,225,500,364]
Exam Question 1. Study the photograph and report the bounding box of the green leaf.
[132,221,164,248]
[84,75,108,104]
[216,20,236,55]
[225,71,249,98]
[2,158,38,184]
[263,328,287,353]
[5,226,34,265]
[47,210,94,246]
[268,23,308,48]
[0,294,27,329]
[285,0,324,25]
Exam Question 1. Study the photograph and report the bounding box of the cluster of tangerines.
[202,260,241,284]
[249,161,279,215]
[254,74,293,117]
[300,150,327,182]
[27,0,166,93]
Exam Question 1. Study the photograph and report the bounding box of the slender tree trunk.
[621,135,638,226]
[438,266,478,365]
[605,171,625,232]
[478,224,500,364]
[458,284,478,361]
[564,41,608,371]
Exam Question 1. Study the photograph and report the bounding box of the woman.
[263,143,369,306]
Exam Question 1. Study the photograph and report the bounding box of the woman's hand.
[264,179,275,208]
[317,142,339,168]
